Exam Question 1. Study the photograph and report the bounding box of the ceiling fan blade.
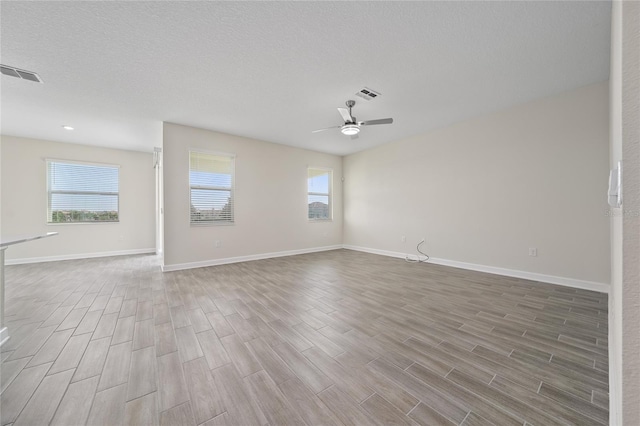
[359,118,393,126]
[350,134,359,140]
[311,125,341,133]
[337,108,354,123]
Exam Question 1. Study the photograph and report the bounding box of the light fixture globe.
[341,123,360,136]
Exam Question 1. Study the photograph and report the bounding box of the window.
[47,160,119,223]
[308,168,332,220]
[190,151,234,224]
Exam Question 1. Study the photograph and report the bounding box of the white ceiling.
[1,1,611,156]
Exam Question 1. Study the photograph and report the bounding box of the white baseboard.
[343,245,410,261]
[343,245,610,294]
[6,243,609,294]
[162,245,343,272]
[0,327,9,347]
[5,248,157,265]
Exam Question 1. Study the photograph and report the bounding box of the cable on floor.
[405,239,429,263]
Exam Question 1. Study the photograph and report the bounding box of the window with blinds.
[190,151,235,224]
[47,160,120,223]
[308,167,332,220]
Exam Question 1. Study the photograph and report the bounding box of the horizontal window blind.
[308,168,332,220]
[47,160,119,223]
[190,151,234,224]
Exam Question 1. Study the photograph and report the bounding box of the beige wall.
[162,123,343,269]
[609,2,640,422]
[609,1,624,422]
[344,82,610,285]
[620,1,640,423]
[0,135,155,261]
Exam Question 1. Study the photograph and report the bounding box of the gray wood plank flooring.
[0,250,608,425]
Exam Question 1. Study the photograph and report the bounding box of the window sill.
[47,221,119,226]
[190,221,235,227]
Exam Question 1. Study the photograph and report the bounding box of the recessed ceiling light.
[62,125,74,130]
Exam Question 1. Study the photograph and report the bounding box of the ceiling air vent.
[0,64,43,83]
[355,87,380,101]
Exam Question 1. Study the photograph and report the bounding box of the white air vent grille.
[0,64,43,83]
[355,87,380,101]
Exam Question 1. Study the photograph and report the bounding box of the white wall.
[344,82,610,286]
[0,135,155,262]
[0,134,4,344]
[162,123,342,269]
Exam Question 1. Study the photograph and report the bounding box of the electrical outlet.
[401,236,406,243]
[215,240,222,248]
[529,247,537,257]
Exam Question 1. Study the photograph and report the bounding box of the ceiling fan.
[312,100,393,139]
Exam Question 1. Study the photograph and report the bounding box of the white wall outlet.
[401,236,406,243]
[528,247,537,257]
[118,235,124,241]
[215,240,222,248]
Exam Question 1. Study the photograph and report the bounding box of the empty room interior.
[0,1,638,425]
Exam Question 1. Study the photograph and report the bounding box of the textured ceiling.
[0,1,611,155]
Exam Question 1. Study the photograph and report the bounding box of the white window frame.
[308,167,332,221]
[189,150,236,226]
[46,159,120,224]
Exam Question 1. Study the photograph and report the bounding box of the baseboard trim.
[162,245,343,272]
[0,327,9,348]
[343,245,610,294]
[7,243,609,294]
[5,248,157,265]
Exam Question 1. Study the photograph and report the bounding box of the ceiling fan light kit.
[312,99,393,138]
[341,124,360,136]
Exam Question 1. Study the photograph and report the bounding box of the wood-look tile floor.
[0,250,608,425]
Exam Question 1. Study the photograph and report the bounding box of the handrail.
[1,232,58,248]
[0,231,58,346]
